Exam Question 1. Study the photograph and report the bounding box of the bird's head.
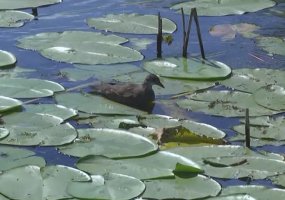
[144,74,164,88]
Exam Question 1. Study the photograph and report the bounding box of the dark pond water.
[1,0,285,189]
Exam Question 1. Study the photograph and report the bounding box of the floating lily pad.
[0,128,9,139]
[139,114,226,139]
[0,113,77,146]
[87,13,176,34]
[143,174,221,199]
[233,116,285,140]
[169,145,285,179]
[24,104,77,121]
[60,63,140,81]
[77,115,139,128]
[0,50,16,69]
[67,173,145,200]
[55,92,145,115]
[210,23,259,41]
[257,36,285,56]
[177,90,279,117]
[76,151,202,180]
[41,165,90,200]
[221,185,285,200]
[114,71,215,96]
[0,78,64,98]
[0,96,22,113]
[0,0,61,9]
[0,10,34,28]
[0,165,90,200]
[170,0,276,16]
[59,128,158,158]
[17,31,143,65]
[221,68,285,93]
[230,134,285,147]
[129,37,154,50]
[0,67,35,78]
[253,85,285,111]
[0,146,45,171]
[270,174,285,188]
[208,194,256,200]
[144,57,231,81]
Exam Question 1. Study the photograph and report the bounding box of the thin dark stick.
[181,8,186,41]
[32,8,38,17]
[182,10,194,58]
[245,108,251,148]
[157,12,162,58]
[193,8,205,60]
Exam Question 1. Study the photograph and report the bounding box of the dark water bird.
[91,74,164,112]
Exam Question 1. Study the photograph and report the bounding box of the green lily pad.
[60,63,141,81]
[77,115,139,129]
[257,36,285,56]
[221,68,285,93]
[233,116,285,140]
[87,13,176,34]
[170,0,276,16]
[0,10,34,28]
[59,128,158,158]
[221,185,285,200]
[168,145,283,162]
[0,67,35,78]
[139,114,226,139]
[208,194,256,200]
[177,90,279,117]
[0,78,64,98]
[0,50,16,69]
[0,165,90,200]
[0,0,61,9]
[42,165,90,200]
[24,104,77,121]
[253,85,285,111]
[67,173,145,200]
[129,37,154,50]
[114,71,215,96]
[76,151,202,180]
[169,145,285,180]
[0,96,22,113]
[144,57,231,81]
[0,128,9,139]
[0,146,45,171]
[270,174,285,188]
[55,92,146,115]
[230,134,285,147]
[210,23,259,41]
[0,113,77,146]
[17,31,143,65]
[143,174,221,199]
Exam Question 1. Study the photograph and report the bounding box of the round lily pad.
[17,31,143,65]
[67,173,145,200]
[0,113,77,146]
[0,96,22,113]
[87,13,176,34]
[55,92,146,116]
[0,128,9,139]
[257,36,285,56]
[0,10,34,28]
[170,0,276,16]
[177,90,279,117]
[144,57,231,81]
[0,146,45,171]
[0,0,61,9]
[24,104,77,122]
[221,185,285,200]
[0,78,64,98]
[76,151,202,180]
[59,128,158,158]
[0,50,16,69]
[221,68,285,93]
[142,174,221,199]
[253,85,285,111]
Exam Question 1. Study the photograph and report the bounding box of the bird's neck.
[142,81,153,90]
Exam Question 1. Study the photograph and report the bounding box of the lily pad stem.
[245,108,251,148]
[157,12,163,58]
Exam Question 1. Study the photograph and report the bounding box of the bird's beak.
[157,80,164,88]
